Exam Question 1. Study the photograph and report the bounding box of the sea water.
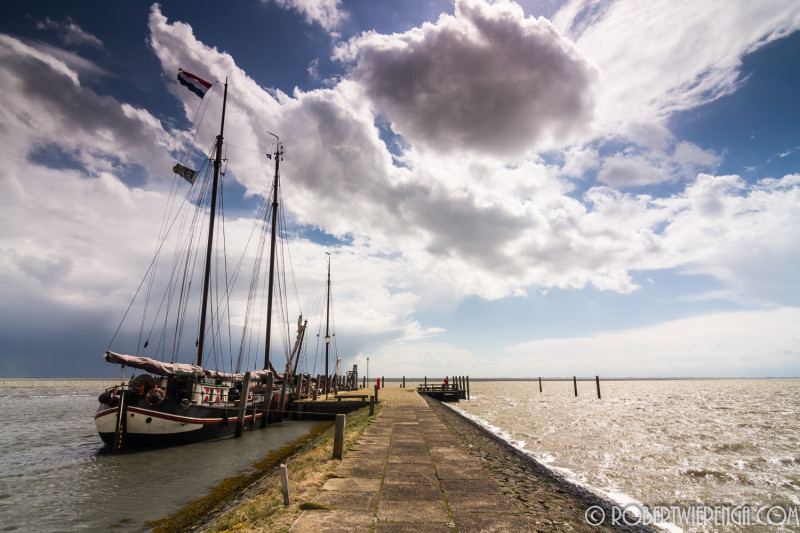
[0,379,320,532]
[450,379,800,532]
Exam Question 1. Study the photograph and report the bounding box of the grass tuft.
[298,501,330,510]
[146,421,332,533]
[148,403,382,533]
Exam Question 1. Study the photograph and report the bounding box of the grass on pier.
[147,403,382,533]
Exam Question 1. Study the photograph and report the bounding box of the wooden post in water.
[235,371,251,437]
[111,390,127,454]
[278,369,290,421]
[260,373,274,428]
[333,414,346,460]
[280,464,290,506]
[539,377,542,393]
[466,376,470,399]
[402,376,405,388]
[596,376,601,399]
[292,374,301,401]
[573,376,578,397]
[424,376,427,387]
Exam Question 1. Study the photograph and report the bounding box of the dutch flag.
[177,68,212,99]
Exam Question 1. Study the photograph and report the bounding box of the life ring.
[146,387,166,406]
[98,389,118,405]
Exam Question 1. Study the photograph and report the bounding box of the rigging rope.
[109,120,308,378]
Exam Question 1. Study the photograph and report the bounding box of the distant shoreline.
[2,376,797,381]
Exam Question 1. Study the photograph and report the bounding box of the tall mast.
[325,252,331,398]
[196,78,227,368]
[264,133,282,371]
[292,319,308,377]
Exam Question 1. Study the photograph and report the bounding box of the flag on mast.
[173,163,198,184]
[177,68,212,98]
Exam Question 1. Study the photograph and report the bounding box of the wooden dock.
[416,385,466,402]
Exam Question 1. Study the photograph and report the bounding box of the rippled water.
[451,379,800,533]
[0,379,320,532]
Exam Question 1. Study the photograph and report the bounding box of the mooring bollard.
[333,413,346,460]
[596,375,601,399]
[280,464,290,506]
[573,376,578,396]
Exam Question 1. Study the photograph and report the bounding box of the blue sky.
[0,0,798,379]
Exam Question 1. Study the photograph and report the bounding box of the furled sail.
[103,351,204,378]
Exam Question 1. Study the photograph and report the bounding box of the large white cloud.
[0,33,185,313]
[144,3,800,305]
[265,0,348,31]
[554,0,800,135]
[335,0,598,157]
[506,307,800,377]
[2,2,799,378]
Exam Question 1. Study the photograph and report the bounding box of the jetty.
[289,387,538,532]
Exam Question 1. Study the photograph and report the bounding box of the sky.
[0,0,798,379]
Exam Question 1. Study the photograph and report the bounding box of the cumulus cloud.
[146,4,800,305]
[265,0,348,31]
[335,0,598,157]
[0,34,178,181]
[594,139,721,187]
[3,2,799,378]
[659,173,800,305]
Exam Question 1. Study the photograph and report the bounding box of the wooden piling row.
[532,376,602,399]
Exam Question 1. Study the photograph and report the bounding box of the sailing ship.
[95,71,301,452]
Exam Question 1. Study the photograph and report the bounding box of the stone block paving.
[290,388,536,532]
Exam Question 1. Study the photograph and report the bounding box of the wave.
[447,402,684,533]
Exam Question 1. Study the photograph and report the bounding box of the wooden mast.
[196,78,227,368]
[264,133,282,372]
[325,252,331,398]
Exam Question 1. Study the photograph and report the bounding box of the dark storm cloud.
[0,35,175,177]
[336,0,597,156]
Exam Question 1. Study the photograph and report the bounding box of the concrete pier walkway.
[289,388,534,532]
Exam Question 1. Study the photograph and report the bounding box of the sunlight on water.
[0,379,321,532]
[451,379,800,533]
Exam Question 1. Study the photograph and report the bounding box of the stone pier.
[289,388,535,532]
